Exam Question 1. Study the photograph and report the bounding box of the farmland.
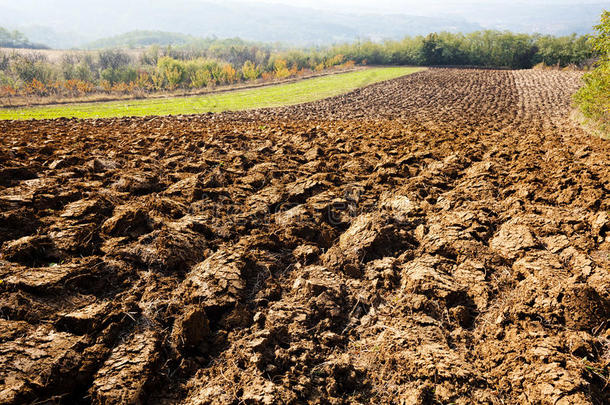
[0,68,609,404]
[0,67,422,120]
[0,29,593,110]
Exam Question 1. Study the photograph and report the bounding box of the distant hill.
[85,31,196,49]
[0,0,483,48]
[0,26,48,49]
[17,25,84,50]
[444,2,606,36]
[0,0,604,49]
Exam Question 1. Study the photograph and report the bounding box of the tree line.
[329,31,593,69]
[0,29,597,102]
[0,45,354,100]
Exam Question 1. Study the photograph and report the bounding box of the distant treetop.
[0,27,49,49]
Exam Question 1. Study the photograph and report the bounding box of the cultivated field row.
[0,69,608,404]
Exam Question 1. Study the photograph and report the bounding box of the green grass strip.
[0,67,423,120]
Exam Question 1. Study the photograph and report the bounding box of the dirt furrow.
[0,68,608,405]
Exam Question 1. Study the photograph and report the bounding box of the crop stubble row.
[0,69,608,404]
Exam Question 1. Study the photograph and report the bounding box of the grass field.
[0,67,423,120]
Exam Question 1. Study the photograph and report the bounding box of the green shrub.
[157,56,185,89]
[74,63,94,82]
[100,68,117,84]
[140,45,161,65]
[98,49,131,71]
[575,10,610,135]
[100,66,137,85]
[189,69,211,88]
[184,58,212,88]
[11,56,54,83]
[208,61,224,85]
[0,70,15,86]
[242,60,260,81]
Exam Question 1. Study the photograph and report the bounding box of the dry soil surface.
[0,68,609,404]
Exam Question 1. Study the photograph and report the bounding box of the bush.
[11,55,55,83]
[0,84,16,101]
[325,54,344,68]
[74,63,94,82]
[98,49,131,71]
[0,70,14,86]
[101,66,137,85]
[575,11,610,135]
[209,61,224,85]
[24,78,47,97]
[112,81,133,94]
[135,71,154,91]
[150,71,165,90]
[273,59,290,79]
[0,51,9,71]
[183,59,203,87]
[140,45,161,66]
[189,69,211,88]
[242,60,260,81]
[158,57,185,89]
[222,64,237,84]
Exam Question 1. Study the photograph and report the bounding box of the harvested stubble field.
[0,68,609,405]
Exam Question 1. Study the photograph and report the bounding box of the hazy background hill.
[84,31,197,49]
[0,0,605,49]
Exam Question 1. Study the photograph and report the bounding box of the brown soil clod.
[171,306,211,354]
[0,68,609,404]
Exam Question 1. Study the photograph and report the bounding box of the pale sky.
[0,0,604,46]
[236,0,602,14]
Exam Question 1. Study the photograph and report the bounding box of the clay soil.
[0,68,609,404]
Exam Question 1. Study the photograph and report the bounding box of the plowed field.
[1,68,609,404]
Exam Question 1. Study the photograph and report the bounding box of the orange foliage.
[111,82,130,94]
[222,64,238,84]
[100,80,113,93]
[136,72,153,91]
[49,81,63,94]
[63,80,81,95]
[0,85,16,98]
[77,80,94,94]
[33,80,95,97]
[325,54,345,68]
[274,59,291,79]
[25,79,47,96]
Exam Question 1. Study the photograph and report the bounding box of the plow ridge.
[0,68,609,404]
